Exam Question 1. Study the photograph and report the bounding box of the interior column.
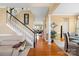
[48,14,51,44]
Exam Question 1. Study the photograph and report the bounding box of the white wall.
[0,8,16,34]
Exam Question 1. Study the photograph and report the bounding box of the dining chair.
[63,33,79,55]
[67,32,77,41]
[63,33,69,52]
[67,32,73,41]
[67,32,70,37]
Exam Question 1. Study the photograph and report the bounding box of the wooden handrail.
[6,11,34,33]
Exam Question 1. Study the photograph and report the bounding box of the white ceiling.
[0,3,50,8]
[52,3,79,15]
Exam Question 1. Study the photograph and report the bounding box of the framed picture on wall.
[24,14,29,25]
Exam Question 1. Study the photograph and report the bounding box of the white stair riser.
[7,22,34,41]
[7,21,34,46]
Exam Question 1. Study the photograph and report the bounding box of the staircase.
[6,9,35,48]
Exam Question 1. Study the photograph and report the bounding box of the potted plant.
[51,31,57,43]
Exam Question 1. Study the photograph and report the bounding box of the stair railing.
[6,11,36,48]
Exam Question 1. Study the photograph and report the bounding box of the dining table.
[67,35,79,55]
[70,36,79,45]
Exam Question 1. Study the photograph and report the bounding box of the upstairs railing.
[6,10,36,48]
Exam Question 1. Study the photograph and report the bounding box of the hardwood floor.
[27,37,67,56]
